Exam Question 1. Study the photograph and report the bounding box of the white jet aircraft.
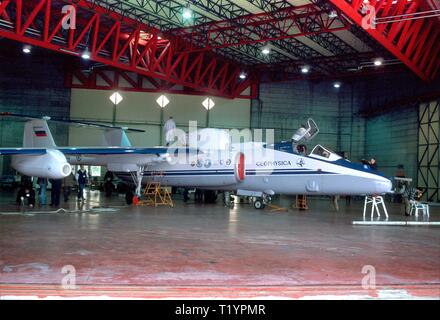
[0,114,392,209]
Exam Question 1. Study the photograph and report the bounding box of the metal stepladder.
[295,195,308,210]
[137,172,174,208]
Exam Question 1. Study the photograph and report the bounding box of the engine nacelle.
[234,152,246,182]
[12,149,72,179]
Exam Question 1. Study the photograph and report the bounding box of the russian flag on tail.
[33,126,47,137]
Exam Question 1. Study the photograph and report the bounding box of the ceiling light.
[261,47,270,55]
[239,73,246,79]
[374,58,383,66]
[328,10,338,18]
[182,7,192,19]
[202,97,215,110]
[333,82,341,88]
[156,95,170,108]
[301,66,310,74]
[109,92,123,105]
[22,45,31,54]
[81,48,91,60]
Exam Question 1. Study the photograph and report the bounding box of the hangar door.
[417,100,440,202]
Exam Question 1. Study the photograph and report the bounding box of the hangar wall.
[69,89,251,146]
[0,47,70,174]
[365,108,418,180]
[252,74,439,185]
[361,74,440,182]
[251,80,366,162]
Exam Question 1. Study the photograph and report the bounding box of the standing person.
[103,170,114,198]
[63,173,74,203]
[76,165,88,201]
[37,177,47,206]
[183,188,190,203]
[50,179,62,207]
[163,116,176,146]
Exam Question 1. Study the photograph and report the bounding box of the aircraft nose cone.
[375,179,392,194]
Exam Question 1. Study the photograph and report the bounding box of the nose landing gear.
[253,199,265,209]
[252,194,272,210]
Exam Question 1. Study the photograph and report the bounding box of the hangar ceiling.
[0,0,439,97]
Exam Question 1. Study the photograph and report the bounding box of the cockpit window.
[310,145,342,161]
[311,145,331,158]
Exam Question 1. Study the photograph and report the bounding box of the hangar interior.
[0,0,439,299]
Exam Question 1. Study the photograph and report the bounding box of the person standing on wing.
[163,116,176,146]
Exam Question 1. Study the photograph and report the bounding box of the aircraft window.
[311,145,331,158]
[310,145,342,161]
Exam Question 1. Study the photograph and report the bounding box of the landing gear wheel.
[254,199,265,210]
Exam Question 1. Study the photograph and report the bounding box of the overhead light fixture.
[182,6,192,20]
[81,48,91,60]
[109,91,123,105]
[22,45,31,54]
[373,58,383,66]
[261,47,270,55]
[156,94,170,108]
[202,97,215,110]
[328,10,338,18]
[239,72,246,79]
[301,66,310,74]
[333,82,341,88]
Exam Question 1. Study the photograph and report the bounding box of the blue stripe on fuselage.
[115,169,338,177]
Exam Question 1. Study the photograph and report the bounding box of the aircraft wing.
[0,148,47,155]
[57,147,171,156]
[58,146,195,170]
[0,146,195,157]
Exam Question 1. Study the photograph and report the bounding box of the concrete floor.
[0,190,439,299]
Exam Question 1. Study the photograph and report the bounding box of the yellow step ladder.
[295,195,308,210]
[138,181,174,208]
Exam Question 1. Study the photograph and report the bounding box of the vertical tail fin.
[23,119,56,148]
[102,129,132,147]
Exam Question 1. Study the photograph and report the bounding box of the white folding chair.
[409,200,430,217]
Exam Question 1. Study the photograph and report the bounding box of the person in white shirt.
[163,116,176,146]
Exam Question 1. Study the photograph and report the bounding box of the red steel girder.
[66,68,258,99]
[329,0,440,81]
[0,0,252,98]
[173,4,350,52]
